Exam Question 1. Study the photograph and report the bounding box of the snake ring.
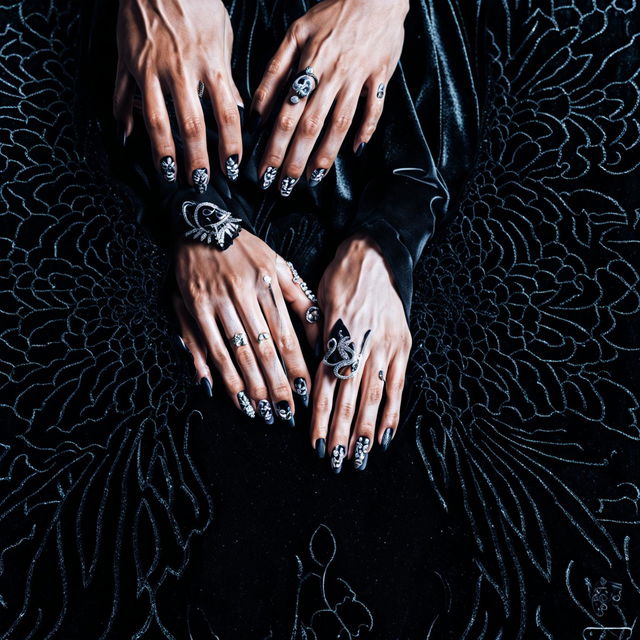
[322,319,372,380]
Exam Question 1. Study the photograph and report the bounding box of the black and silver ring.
[322,320,371,380]
[289,66,319,104]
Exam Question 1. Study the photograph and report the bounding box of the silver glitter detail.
[258,399,274,423]
[160,156,176,182]
[354,436,371,469]
[192,168,209,193]
[286,261,317,303]
[280,176,298,197]
[309,168,326,186]
[226,156,239,181]
[294,378,308,396]
[181,201,241,249]
[331,445,346,471]
[238,391,255,418]
[262,166,277,189]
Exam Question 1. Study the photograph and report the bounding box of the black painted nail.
[237,105,245,127]
[258,399,274,425]
[192,168,209,194]
[247,110,262,133]
[117,122,128,147]
[275,401,295,427]
[237,391,256,418]
[225,154,239,181]
[261,166,277,190]
[314,337,323,359]
[280,176,297,197]
[330,445,346,474]
[293,377,309,408]
[354,436,371,471]
[200,377,213,398]
[174,334,190,354]
[381,427,394,451]
[355,142,366,157]
[308,168,326,187]
[160,156,177,182]
[315,438,326,459]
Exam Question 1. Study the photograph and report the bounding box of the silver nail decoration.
[294,378,308,397]
[354,436,371,469]
[226,156,239,181]
[309,168,326,187]
[331,445,346,472]
[258,399,274,424]
[280,176,298,197]
[160,156,176,182]
[232,333,248,347]
[192,168,209,193]
[238,391,256,418]
[376,83,385,99]
[262,166,277,189]
[286,261,317,303]
[181,201,241,250]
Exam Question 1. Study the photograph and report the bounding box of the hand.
[114,0,243,187]
[173,231,321,425]
[251,0,409,195]
[310,234,412,471]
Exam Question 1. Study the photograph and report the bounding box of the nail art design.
[261,166,277,190]
[275,400,294,426]
[294,377,309,408]
[238,391,256,418]
[376,83,385,99]
[192,168,209,194]
[160,156,176,182]
[225,155,239,181]
[258,399,274,424]
[309,168,326,187]
[354,436,371,470]
[280,176,298,197]
[315,438,326,459]
[355,142,366,157]
[331,445,346,473]
[381,427,394,451]
[201,377,213,398]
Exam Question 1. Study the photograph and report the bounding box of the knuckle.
[278,114,297,133]
[264,153,282,167]
[267,57,282,76]
[333,113,352,134]
[236,347,255,368]
[145,110,166,133]
[385,411,400,426]
[366,385,383,404]
[388,379,405,395]
[185,282,206,306]
[283,162,303,177]
[253,87,268,106]
[278,333,297,354]
[209,68,225,85]
[181,115,203,140]
[250,384,269,400]
[220,105,240,127]
[314,395,332,413]
[363,119,379,138]
[301,115,322,137]
[335,54,351,75]
[271,382,291,398]
[357,422,376,436]
[338,401,355,420]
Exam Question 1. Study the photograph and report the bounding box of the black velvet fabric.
[1,1,640,639]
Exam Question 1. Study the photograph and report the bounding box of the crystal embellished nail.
[315,438,326,459]
[192,168,209,193]
[381,427,394,452]
[354,436,371,471]
[258,399,274,424]
[308,168,327,187]
[261,166,277,190]
[160,156,176,182]
[200,377,213,398]
[280,176,298,197]
[293,377,309,408]
[225,154,239,181]
[330,445,346,474]
[237,391,256,418]
[275,400,295,427]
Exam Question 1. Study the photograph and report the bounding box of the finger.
[378,348,409,451]
[173,294,212,397]
[250,23,301,120]
[139,75,178,183]
[352,76,386,153]
[170,77,210,193]
[308,84,361,175]
[309,360,338,461]
[257,270,312,409]
[205,68,243,182]
[274,256,321,348]
[113,60,135,145]
[348,356,386,471]
[234,295,296,427]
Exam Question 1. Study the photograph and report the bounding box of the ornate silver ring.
[305,306,321,324]
[289,66,319,104]
[232,333,248,347]
[257,332,270,343]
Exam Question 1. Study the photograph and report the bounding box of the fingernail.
[192,168,209,194]
[354,436,371,471]
[174,334,190,354]
[225,154,239,181]
[293,377,309,408]
[381,427,394,452]
[275,401,295,427]
[308,168,326,187]
[247,110,262,133]
[160,156,177,183]
[117,121,128,147]
[355,142,366,157]
[330,445,346,474]
[200,377,213,398]
[238,391,256,418]
[258,399,274,425]
[261,166,277,190]
[315,438,326,459]
[280,176,297,197]
[314,337,323,359]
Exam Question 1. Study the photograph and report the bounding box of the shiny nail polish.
[355,142,366,157]
[381,427,394,452]
[261,166,277,190]
[330,445,346,474]
[354,435,371,471]
[160,156,177,182]
[225,154,239,181]
[200,377,213,398]
[280,176,297,197]
[308,168,326,187]
[192,168,209,194]
[275,401,295,427]
[315,438,326,459]
[174,334,190,354]
[258,399,274,425]
[116,122,128,148]
[238,391,256,418]
[293,377,309,408]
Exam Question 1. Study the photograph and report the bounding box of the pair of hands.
[114,0,408,193]
[173,231,411,472]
